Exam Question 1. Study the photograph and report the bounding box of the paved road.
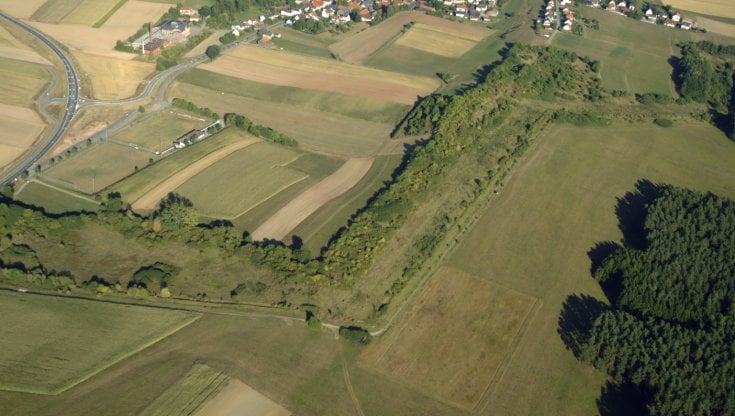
[0,12,79,187]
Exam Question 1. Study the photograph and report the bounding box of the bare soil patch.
[252,158,373,241]
[359,266,538,410]
[0,0,47,19]
[195,378,291,416]
[329,11,490,64]
[132,137,261,211]
[72,50,154,99]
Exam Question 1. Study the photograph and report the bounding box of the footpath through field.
[251,158,373,241]
[132,138,260,211]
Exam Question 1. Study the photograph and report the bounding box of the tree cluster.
[171,98,219,119]
[224,113,298,146]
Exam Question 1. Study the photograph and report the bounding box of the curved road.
[0,12,79,187]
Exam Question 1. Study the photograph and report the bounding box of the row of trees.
[171,98,220,119]
[224,113,298,146]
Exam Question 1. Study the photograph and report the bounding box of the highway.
[0,12,79,187]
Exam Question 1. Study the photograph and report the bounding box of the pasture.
[360,266,537,410]
[43,142,152,193]
[174,143,311,219]
[14,180,100,213]
[139,364,229,416]
[0,103,46,168]
[30,0,83,23]
[198,45,438,104]
[394,23,487,57]
[0,291,198,394]
[169,82,395,157]
[61,0,126,26]
[111,110,210,151]
[445,121,735,414]
[0,57,51,107]
[72,51,154,99]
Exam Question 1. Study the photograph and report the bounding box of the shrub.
[654,118,674,128]
[339,326,372,344]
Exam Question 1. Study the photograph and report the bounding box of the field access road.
[0,12,79,188]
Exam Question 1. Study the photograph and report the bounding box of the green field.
[15,181,100,213]
[30,0,83,23]
[0,291,198,394]
[445,121,735,415]
[43,142,152,193]
[273,29,336,59]
[177,69,407,125]
[0,58,50,107]
[111,110,211,151]
[175,143,316,219]
[139,364,228,416]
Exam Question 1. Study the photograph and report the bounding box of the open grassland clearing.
[174,143,313,219]
[0,103,46,168]
[665,0,735,19]
[0,57,51,107]
[360,267,537,410]
[273,27,335,59]
[29,0,83,23]
[139,364,229,416]
[15,180,100,213]
[0,291,198,395]
[199,45,438,105]
[0,0,47,19]
[195,379,291,416]
[177,70,407,125]
[0,24,50,65]
[170,82,395,157]
[111,110,209,151]
[71,50,154,99]
[43,142,153,193]
[395,23,488,57]
[445,122,735,415]
[252,157,373,241]
[61,0,126,26]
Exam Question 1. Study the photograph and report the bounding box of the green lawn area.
[446,121,735,415]
[15,181,99,213]
[111,110,211,151]
[273,28,336,59]
[0,291,198,395]
[174,143,319,219]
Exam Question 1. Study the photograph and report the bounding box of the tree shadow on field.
[557,294,606,358]
[614,179,663,250]
[597,381,648,416]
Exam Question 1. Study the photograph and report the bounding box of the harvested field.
[329,11,490,64]
[395,23,486,57]
[252,158,373,241]
[140,364,229,416]
[43,142,153,193]
[61,0,124,26]
[0,291,198,395]
[0,24,50,65]
[170,82,395,157]
[175,143,309,219]
[0,57,51,107]
[0,0,47,19]
[360,266,537,410]
[694,17,735,37]
[0,103,46,168]
[195,379,291,416]
[132,136,260,211]
[72,51,154,99]
[199,45,438,104]
[111,110,208,150]
[666,0,735,19]
[30,0,82,23]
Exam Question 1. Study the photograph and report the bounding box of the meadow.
[139,364,229,416]
[445,121,735,415]
[273,27,336,59]
[111,110,210,151]
[0,291,198,394]
[15,180,100,213]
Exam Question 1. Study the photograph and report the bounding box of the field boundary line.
[218,174,309,220]
[28,178,101,205]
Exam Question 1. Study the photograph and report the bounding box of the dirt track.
[132,137,261,211]
[251,158,373,241]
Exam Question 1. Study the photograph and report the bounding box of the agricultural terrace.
[665,0,735,19]
[72,51,155,100]
[394,23,489,57]
[111,110,212,151]
[15,180,100,213]
[0,291,198,395]
[445,122,735,414]
[0,23,50,65]
[138,364,229,416]
[43,142,152,193]
[0,0,47,19]
[198,45,439,105]
[0,57,50,107]
[173,143,314,219]
[0,103,46,168]
[169,82,397,157]
[360,266,537,410]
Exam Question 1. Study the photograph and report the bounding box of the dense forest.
[564,185,735,415]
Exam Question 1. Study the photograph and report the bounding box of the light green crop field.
[170,82,394,157]
[15,181,99,213]
[446,121,735,415]
[30,0,83,23]
[43,142,152,193]
[60,0,123,26]
[175,143,311,219]
[111,110,210,151]
[177,69,407,125]
[273,31,335,59]
[139,364,228,416]
[0,291,198,395]
[0,58,50,107]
